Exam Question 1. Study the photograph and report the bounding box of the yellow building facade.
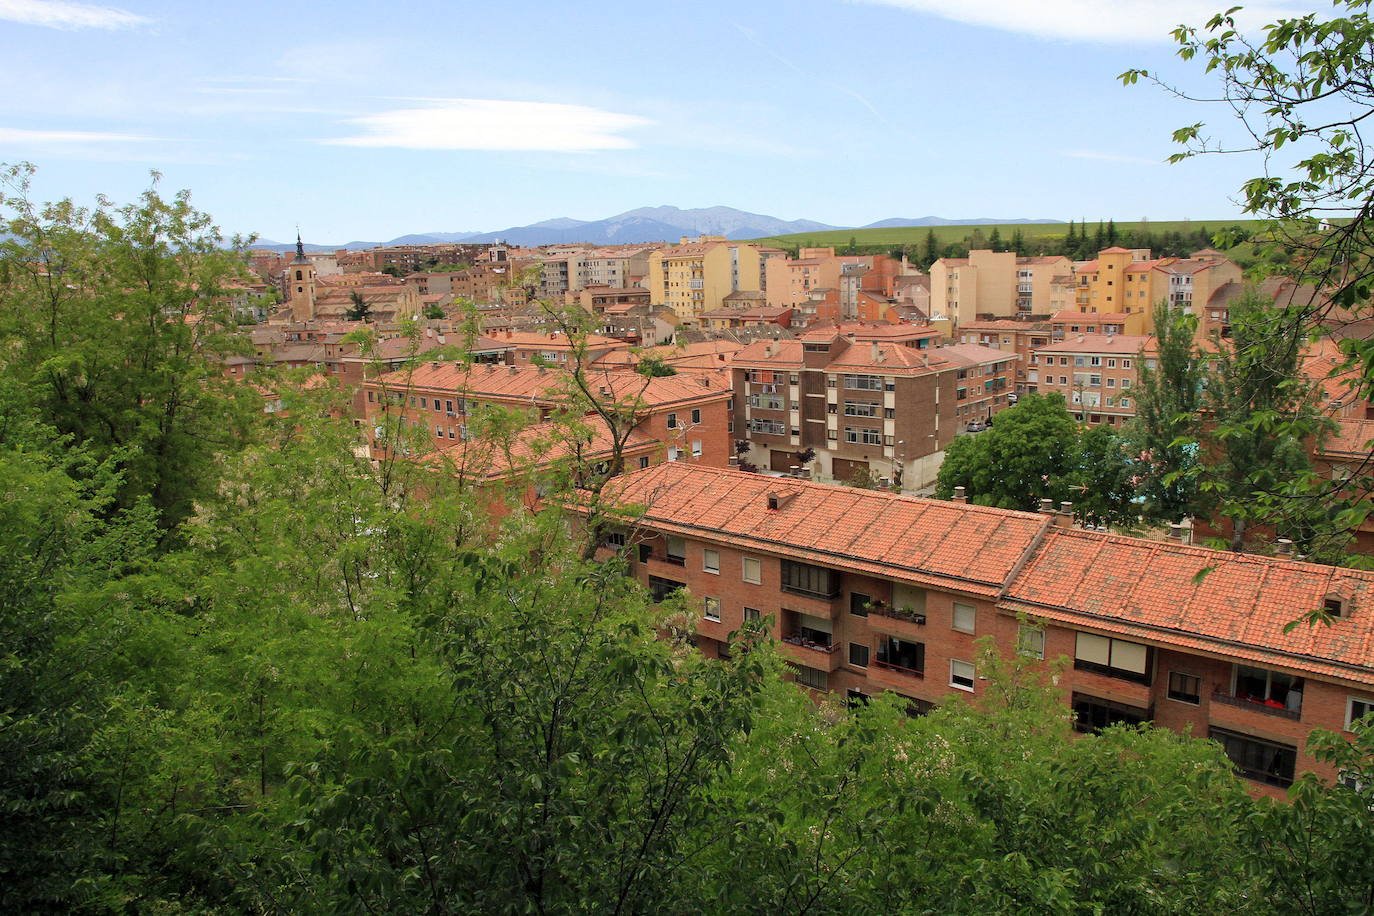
[648,237,762,322]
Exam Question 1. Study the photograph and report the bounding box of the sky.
[0,0,1318,243]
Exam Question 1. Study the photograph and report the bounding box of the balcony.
[872,659,924,679]
[867,601,927,626]
[1211,690,1302,721]
[780,634,843,672]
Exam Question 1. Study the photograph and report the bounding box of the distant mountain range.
[255,206,1064,252]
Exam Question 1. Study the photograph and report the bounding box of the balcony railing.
[873,659,924,678]
[1212,691,1302,721]
[868,603,926,625]
[782,634,839,655]
[658,554,686,567]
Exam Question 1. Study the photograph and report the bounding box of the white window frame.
[703,597,721,622]
[703,549,720,574]
[1348,696,1374,730]
[952,602,976,634]
[741,555,761,585]
[950,659,975,691]
[1017,625,1045,659]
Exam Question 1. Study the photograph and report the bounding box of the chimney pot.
[1276,537,1294,556]
[952,485,967,503]
[1039,498,1055,514]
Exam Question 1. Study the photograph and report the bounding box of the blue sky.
[0,0,1314,243]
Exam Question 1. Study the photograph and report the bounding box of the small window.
[667,412,678,429]
[703,597,721,622]
[703,549,720,574]
[741,556,761,584]
[1017,625,1045,659]
[792,665,828,690]
[691,409,701,424]
[1325,595,1347,617]
[952,602,976,634]
[1168,672,1201,705]
[849,643,870,668]
[850,592,871,617]
[743,606,761,622]
[1348,697,1374,730]
[638,456,650,469]
[950,660,975,691]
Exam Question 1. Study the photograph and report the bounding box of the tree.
[1193,290,1342,553]
[1065,423,1140,528]
[1010,227,1027,256]
[423,301,446,320]
[345,290,373,321]
[988,226,1003,252]
[922,229,940,268]
[935,394,1079,510]
[1121,1,1374,367]
[0,163,258,532]
[1128,300,1204,522]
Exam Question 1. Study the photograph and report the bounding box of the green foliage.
[935,393,1082,511]
[10,171,1374,915]
[345,289,372,321]
[1128,301,1204,522]
[422,302,446,320]
[0,163,258,531]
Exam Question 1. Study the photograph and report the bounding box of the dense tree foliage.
[6,174,1374,914]
[934,393,1136,524]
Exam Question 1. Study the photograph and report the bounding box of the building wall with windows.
[729,334,1013,488]
[1031,333,1154,426]
[590,463,1374,795]
[362,364,734,468]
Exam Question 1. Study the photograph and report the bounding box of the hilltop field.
[746,219,1274,249]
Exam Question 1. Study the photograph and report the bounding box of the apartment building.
[1031,334,1154,426]
[957,319,1052,394]
[573,246,654,290]
[590,462,1374,794]
[575,285,652,314]
[493,329,633,367]
[362,363,735,467]
[1074,247,1243,332]
[729,330,1013,487]
[930,251,1073,327]
[764,248,907,318]
[648,237,763,322]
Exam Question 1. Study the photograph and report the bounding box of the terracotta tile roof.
[497,330,628,350]
[960,320,1049,332]
[729,339,806,368]
[1051,311,1130,323]
[934,344,1018,367]
[1035,334,1154,356]
[598,464,1051,596]
[1002,527,1374,684]
[1318,417,1374,458]
[1100,246,1133,254]
[427,422,659,480]
[370,363,731,409]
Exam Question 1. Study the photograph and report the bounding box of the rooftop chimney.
[1038,498,1055,514]
[1056,501,1074,528]
[1275,537,1294,556]
[952,486,967,503]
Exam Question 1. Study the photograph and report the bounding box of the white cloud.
[323,99,651,152]
[847,0,1313,43]
[1066,149,1162,166]
[0,0,148,30]
[0,127,158,143]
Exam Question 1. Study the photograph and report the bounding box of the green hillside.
[747,219,1272,249]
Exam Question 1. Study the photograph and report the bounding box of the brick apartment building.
[730,330,1013,488]
[362,363,735,468]
[590,462,1374,794]
[1031,333,1155,426]
[957,319,1052,394]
